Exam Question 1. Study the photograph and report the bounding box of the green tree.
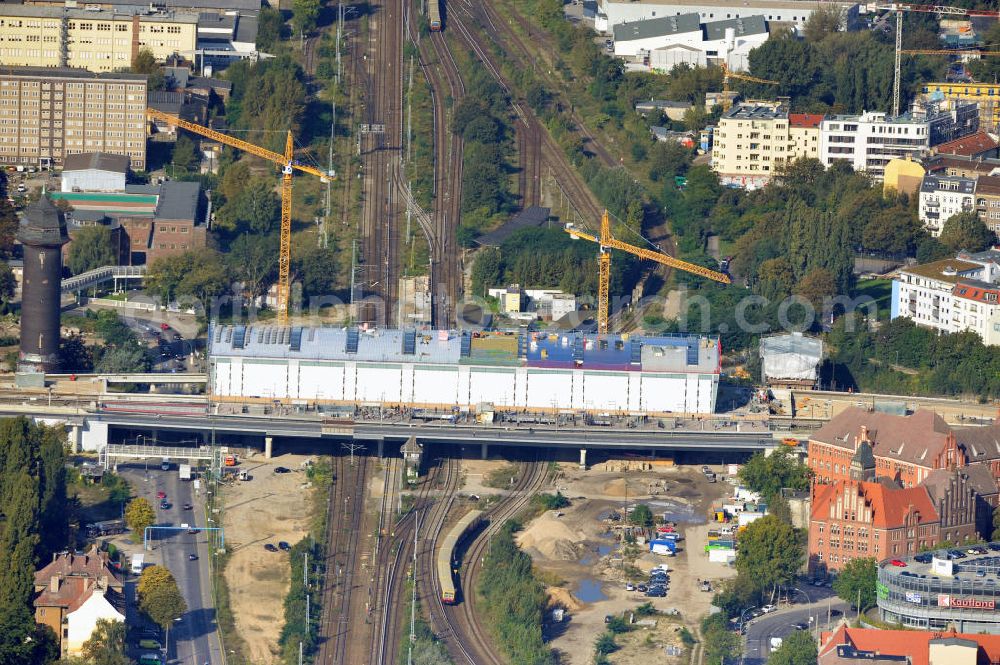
[176,248,231,308]
[256,6,288,51]
[171,135,200,174]
[992,504,1000,541]
[0,261,15,308]
[938,211,997,253]
[594,632,619,655]
[738,448,811,502]
[794,267,837,311]
[735,515,804,595]
[629,503,654,527]
[80,618,129,665]
[68,226,117,275]
[701,613,740,665]
[292,0,320,35]
[0,199,20,257]
[833,557,877,612]
[767,629,817,665]
[125,498,155,543]
[95,345,148,374]
[803,5,842,43]
[293,244,339,301]
[214,177,280,234]
[131,48,165,90]
[59,334,94,373]
[138,566,186,631]
[471,247,503,297]
[227,234,279,306]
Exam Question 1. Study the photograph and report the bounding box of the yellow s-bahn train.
[437,510,483,604]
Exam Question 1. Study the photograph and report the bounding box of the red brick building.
[809,474,940,573]
[808,408,966,488]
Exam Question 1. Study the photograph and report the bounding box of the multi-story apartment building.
[891,250,1000,343]
[918,174,976,236]
[819,111,930,181]
[0,68,147,170]
[975,174,1000,236]
[922,82,1000,132]
[711,102,823,189]
[0,5,198,71]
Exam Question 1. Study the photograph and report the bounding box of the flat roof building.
[0,67,147,171]
[820,111,930,181]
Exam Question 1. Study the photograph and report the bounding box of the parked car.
[137,639,162,650]
[989,542,1000,552]
[264,543,279,552]
[156,491,166,499]
[793,622,809,631]
[949,549,967,559]
[274,466,291,474]
[914,553,933,563]
[645,588,666,597]
[625,582,635,591]
[159,501,170,510]
[637,584,648,593]
[890,559,907,567]
[188,554,198,561]
[761,604,777,614]
[278,541,291,551]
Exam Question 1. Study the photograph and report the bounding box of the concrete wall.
[211,358,720,414]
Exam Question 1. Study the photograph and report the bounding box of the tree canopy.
[125,498,155,543]
[767,629,818,665]
[938,212,997,254]
[80,618,130,665]
[738,448,812,502]
[735,515,805,595]
[138,566,187,629]
[833,557,877,612]
[68,226,117,276]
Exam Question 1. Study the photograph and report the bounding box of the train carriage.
[428,0,442,31]
[437,509,483,604]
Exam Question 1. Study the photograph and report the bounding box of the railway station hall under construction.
[208,326,721,415]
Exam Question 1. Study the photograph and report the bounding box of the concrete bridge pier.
[579,448,587,470]
[264,435,273,460]
[376,437,385,459]
[67,424,82,454]
[481,442,488,460]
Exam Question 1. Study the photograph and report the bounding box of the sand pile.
[547,586,584,612]
[517,512,584,561]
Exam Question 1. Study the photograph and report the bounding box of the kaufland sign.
[937,595,996,610]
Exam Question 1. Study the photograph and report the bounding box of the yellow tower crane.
[720,63,778,111]
[564,211,731,335]
[146,108,334,324]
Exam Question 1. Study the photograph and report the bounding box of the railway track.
[443,459,551,664]
[367,455,405,664]
[358,0,405,326]
[316,450,371,665]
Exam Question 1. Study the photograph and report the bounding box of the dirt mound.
[547,586,584,612]
[517,513,584,561]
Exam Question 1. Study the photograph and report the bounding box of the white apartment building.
[711,103,823,189]
[595,0,861,34]
[820,112,930,181]
[918,175,976,237]
[891,250,1000,344]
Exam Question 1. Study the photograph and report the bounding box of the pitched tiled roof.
[922,465,998,505]
[952,280,1000,304]
[789,113,824,129]
[819,625,1000,665]
[934,130,999,157]
[810,408,954,467]
[955,423,1000,462]
[812,480,938,529]
[34,551,122,590]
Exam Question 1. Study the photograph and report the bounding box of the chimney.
[49,576,60,593]
[860,425,869,443]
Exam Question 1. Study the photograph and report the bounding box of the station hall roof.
[210,326,721,373]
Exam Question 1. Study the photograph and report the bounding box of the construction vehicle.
[145,108,335,323]
[720,63,778,111]
[224,454,237,467]
[564,211,731,335]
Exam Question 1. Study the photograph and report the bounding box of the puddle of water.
[580,542,615,566]
[642,500,706,524]
[575,578,607,603]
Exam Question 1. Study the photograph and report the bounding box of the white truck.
[130,553,144,575]
[179,464,192,481]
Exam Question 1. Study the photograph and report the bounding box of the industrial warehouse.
[208,326,721,414]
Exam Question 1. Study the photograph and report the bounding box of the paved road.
[742,588,850,665]
[121,464,223,665]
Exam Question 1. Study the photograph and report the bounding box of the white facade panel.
[583,372,630,411]
[514,367,529,406]
[643,375,687,412]
[525,370,572,409]
[627,372,643,411]
[571,370,585,409]
[457,366,472,406]
[699,377,716,413]
[685,375,700,412]
[243,360,288,399]
[344,361,357,401]
[212,360,231,396]
[468,368,517,406]
[299,363,346,401]
[413,367,460,405]
[400,364,416,403]
[355,364,402,403]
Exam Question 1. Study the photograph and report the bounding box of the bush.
[532,492,570,511]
